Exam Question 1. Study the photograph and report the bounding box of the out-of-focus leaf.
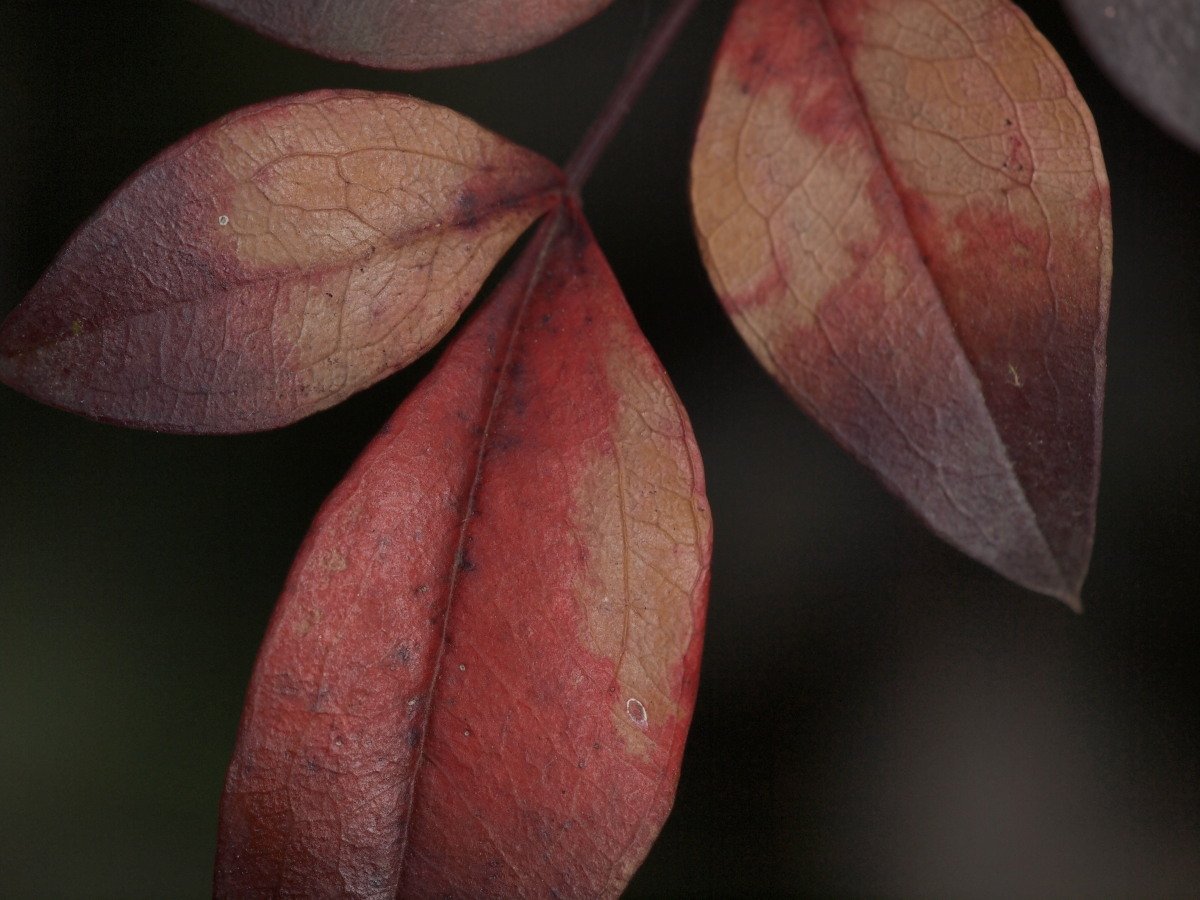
[0,90,564,433]
[193,0,615,70]
[692,0,1111,607]
[1062,0,1200,153]
[214,207,712,898]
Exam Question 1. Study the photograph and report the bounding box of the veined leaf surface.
[193,0,615,70]
[692,0,1111,606]
[215,208,712,898]
[0,90,563,433]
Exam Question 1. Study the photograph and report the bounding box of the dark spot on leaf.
[408,726,423,749]
[394,644,411,663]
[486,430,523,455]
[274,673,303,696]
[455,189,481,230]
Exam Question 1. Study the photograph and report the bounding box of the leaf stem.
[564,0,704,194]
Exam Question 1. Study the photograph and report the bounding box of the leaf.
[0,90,564,434]
[1062,0,1200,153]
[192,0,616,70]
[214,207,712,898]
[691,0,1111,607]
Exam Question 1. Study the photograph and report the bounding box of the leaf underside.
[0,90,564,433]
[192,0,616,70]
[692,0,1112,606]
[215,208,712,899]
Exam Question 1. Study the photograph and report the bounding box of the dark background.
[3,1,1199,897]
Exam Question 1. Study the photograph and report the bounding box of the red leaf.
[193,0,616,70]
[214,207,712,898]
[0,90,563,433]
[691,0,1112,607]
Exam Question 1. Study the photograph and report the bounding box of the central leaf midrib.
[391,208,567,893]
[810,0,1068,594]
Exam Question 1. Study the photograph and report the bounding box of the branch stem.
[564,0,704,193]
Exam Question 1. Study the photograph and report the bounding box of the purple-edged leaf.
[691,0,1112,606]
[0,90,564,433]
[194,0,615,70]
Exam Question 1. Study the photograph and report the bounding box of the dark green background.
[3,1,1200,896]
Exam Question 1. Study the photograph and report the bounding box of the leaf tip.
[1059,590,1084,616]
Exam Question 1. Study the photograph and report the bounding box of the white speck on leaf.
[218,215,229,226]
[626,698,648,728]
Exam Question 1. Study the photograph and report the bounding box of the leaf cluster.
[8,0,1200,897]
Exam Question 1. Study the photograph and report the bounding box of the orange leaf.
[193,0,616,70]
[214,207,712,898]
[691,0,1112,606]
[0,90,564,433]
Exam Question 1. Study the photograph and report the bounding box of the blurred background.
[2,1,1199,896]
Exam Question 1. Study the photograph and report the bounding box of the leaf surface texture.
[0,90,563,433]
[691,0,1112,605]
[214,208,712,898]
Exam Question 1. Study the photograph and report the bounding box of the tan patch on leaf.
[692,0,1110,604]
[0,91,564,433]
